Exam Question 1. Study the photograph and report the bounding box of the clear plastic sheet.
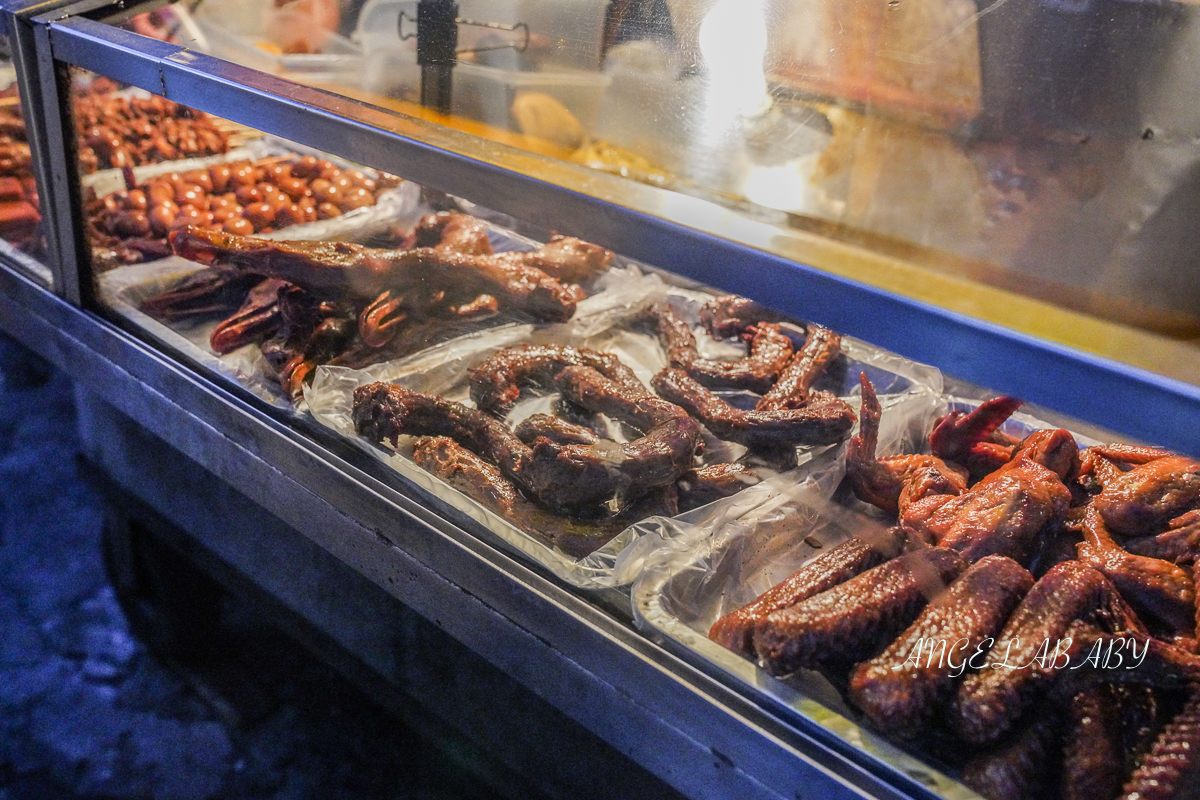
[307,274,943,588]
[631,399,1101,798]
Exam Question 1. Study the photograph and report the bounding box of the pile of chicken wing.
[711,375,1200,800]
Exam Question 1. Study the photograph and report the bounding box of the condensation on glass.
[0,30,51,286]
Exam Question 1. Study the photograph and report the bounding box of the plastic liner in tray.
[630,400,1102,799]
[305,278,944,588]
[96,177,425,408]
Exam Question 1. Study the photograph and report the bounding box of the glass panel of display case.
[93,0,1200,390]
[0,31,52,286]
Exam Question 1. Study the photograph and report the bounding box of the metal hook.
[454,19,530,54]
[398,9,417,40]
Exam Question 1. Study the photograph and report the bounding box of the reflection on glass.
[0,43,50,283]
[104,0,1200,375]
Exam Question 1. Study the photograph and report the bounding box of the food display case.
[2,0,1200,798]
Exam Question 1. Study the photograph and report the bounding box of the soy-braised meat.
[961,718,1060,800]
[208,278,289,355]
[848,555,1034,735]
[699,294,790,340]
[757,324,842,412]
[470,344,645,415]
[513,413,599,446]
[928,395,1024,480]
[845,373,967,516]
[709,529,911,659]
[951,561,1145,745]
[169,226,585,322]
[137,268,265,321]
[721,380,1200,800]
[675,463,761,511]
[651,368,855,451]
[411,436,669,557]
[905,443,1075,564]
[753,547,967,676]
[1086,449,1200,538]
[647,303,794,394]
[414,211,613,284]
[354,365,703,512]
[1125,512,1200,565]
[1061,686,1127,800]
[149,212,617,398]
[522,365,703,509]
[1118,690,1200,800]
[1074,505,1196,638]
[352,382,534,493]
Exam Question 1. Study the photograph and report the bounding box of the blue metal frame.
[0,0,81,289]
[40,14,1200,456]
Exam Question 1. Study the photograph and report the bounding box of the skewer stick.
[251,154,294,168]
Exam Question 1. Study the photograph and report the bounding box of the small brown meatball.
[313,180,341,205]
[257,182,287,203]
[211,203,243,223]
[266,163,291,184]
[172,207,212,230]
[316,202,342,220]
[344,170,376,193]
[209,164,232,194]
[279,177,311,202]
[147,181,175,205]
[338,186,374,211]
[123,189,148,211]
[243,202,275,231]
[273,203,305,228]
[223,217,254,235]
[183,169,213,193]
[148,204,177,236]
[111,210,150,237]
[235,184,263,206]
[289,155,320,179]
[229,164,256,188]
[175,183,206,206]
